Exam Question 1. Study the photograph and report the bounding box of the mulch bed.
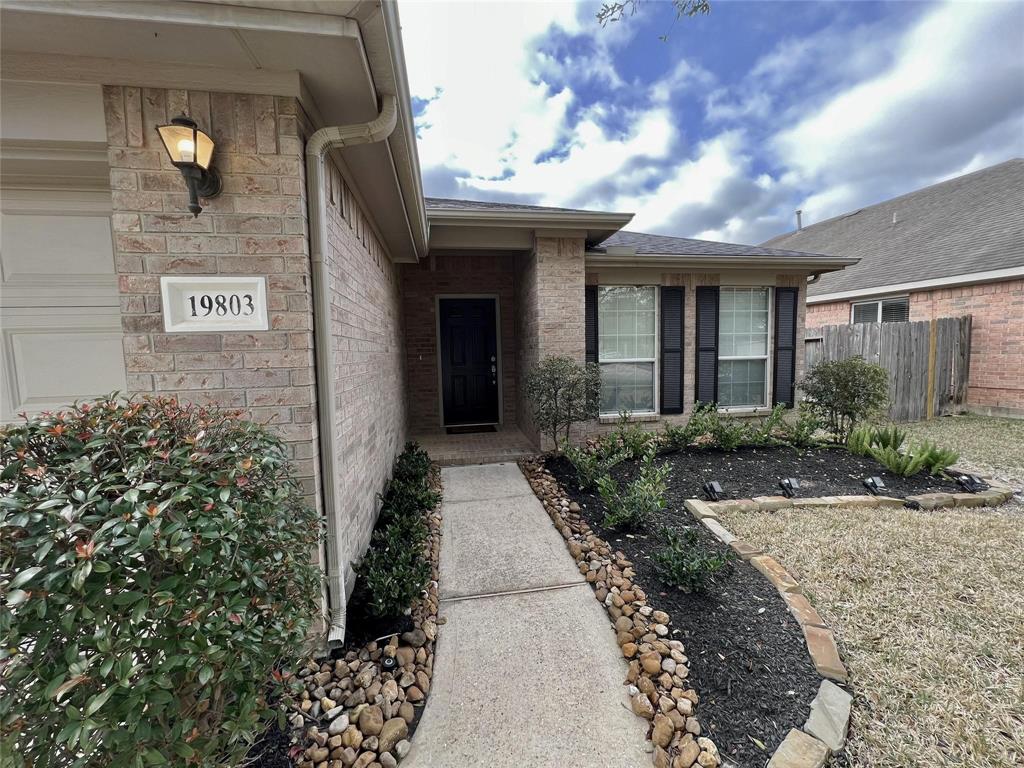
[546,450,832,767]
[596,444,960,504]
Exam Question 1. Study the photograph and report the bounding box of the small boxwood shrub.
[525,356,601,450]
[779,403,822,449]
[0,396,321,767]
[563,442,626,491]
[612,409,659,460]
[801,357,889,442]
[596,450,669,530]
[653,527,733,592]
[353,443,436,619]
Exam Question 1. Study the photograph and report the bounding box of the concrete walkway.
[403,463,650,768]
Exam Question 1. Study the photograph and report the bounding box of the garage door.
[1,181,126,423]
[1,81,126,423]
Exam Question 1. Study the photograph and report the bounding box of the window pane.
[718,359,767,407]
[852,302,878,324]
[600,362,655,414]
[881,298,909,323]
[719,287,769,359]
[598,285,656,361]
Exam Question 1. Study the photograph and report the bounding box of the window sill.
[599,412,660,425]
[716,406,773,416]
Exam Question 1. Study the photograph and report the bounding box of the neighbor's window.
[718,287,770,408]
[852,297,910,324]
[598,285,656,414]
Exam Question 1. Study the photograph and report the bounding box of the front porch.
[411,425,537,466]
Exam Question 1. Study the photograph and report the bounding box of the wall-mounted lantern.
[157,115,221,217]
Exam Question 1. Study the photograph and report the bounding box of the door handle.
[490,355,496,362]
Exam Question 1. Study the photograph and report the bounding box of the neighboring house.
[764,159,1024,417]
[0,0,852,642]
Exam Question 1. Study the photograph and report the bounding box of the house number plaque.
[160,276,269,333]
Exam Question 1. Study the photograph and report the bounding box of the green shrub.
[801,357,889,442]
[355,444,438,619]
[915,441,960,476]
[662,421,698,451]
[711,415,748,451]
[525,356,601,450]
[392,441,432,484]
[871,425,907,452]
[614,409,657,459]
[653,527,732,592]
[685,402,720,442]
[563,443,626,490]
[868,445,928,477]
[596,450,669,530]
[779,402,822,448]
[0,396,322,767]
[846,424,875,456]
[745,404,787,447]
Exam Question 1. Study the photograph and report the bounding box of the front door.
[439,298,499,426]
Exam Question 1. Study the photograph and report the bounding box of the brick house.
[0,0,853,642]
[764,159,1024,417]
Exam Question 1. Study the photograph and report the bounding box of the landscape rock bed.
[562,445,962,504]
[537,457,822,768]
[288,468,444,768]
[521,457,727,768]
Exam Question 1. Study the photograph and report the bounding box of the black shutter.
[695,287,719,405]
[585,286,598,364]
[660,287,684,414]
[773,287,798,407]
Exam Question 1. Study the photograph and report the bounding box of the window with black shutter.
[660,287,684,414]
[694,287,719,405]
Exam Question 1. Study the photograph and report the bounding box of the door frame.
[434,294,503,429]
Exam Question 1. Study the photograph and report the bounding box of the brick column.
[103,86,319,499]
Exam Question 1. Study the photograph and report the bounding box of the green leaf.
[198,665,213,686]
[137,525,155,549]
[85,686,115,716]
[9,566,42,590]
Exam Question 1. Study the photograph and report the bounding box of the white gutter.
[307,94,398,645]
[807,265,1024,304]
[586,252,858,271]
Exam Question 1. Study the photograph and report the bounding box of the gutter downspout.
[307,94,398,645]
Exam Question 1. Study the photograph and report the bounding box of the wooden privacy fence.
[804,316,972,422]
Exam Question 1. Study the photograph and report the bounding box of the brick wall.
[321,159,407,579]
[104,86,410,599]
[399,252,517,433]
[910,279,1024,414]
[806,300,849,328]
[807,280,1024,414]
[104,86,319,501]
[515,236,587,447]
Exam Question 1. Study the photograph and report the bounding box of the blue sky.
[399,0,1024,244]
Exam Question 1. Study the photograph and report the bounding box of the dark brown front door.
[439,298,499,426]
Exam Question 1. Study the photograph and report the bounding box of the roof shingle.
[763,159,1024,296]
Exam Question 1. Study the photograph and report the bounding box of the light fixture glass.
[156,115,221,216]
[157,117,215,169]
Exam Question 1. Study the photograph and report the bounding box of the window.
[718,287,770,408]
[852,297,909,324]
[598,285,656,414]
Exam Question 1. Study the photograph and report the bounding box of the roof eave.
[585,252,859,271]
[427,207,634,246]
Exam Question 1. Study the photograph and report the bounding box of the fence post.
[925,318,937,420]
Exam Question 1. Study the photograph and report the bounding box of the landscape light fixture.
[381,656,397,671]
[863,476,887,496]
[956,474,988,494]
[157,115,221,217]
[702,481,724,502]
[778,477,801,498]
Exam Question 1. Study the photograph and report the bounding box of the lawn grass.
[718,502,1024,768]
[888,414,1024,486]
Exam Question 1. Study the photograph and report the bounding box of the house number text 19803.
[187,292,256,318]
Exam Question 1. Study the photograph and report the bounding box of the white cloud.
[400,0,1024,244]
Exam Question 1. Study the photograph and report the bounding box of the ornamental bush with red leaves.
[0,396,322,767]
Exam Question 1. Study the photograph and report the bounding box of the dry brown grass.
[719,502,1024,768]
[889,414,1024,487]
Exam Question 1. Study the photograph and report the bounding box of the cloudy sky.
[398,0,1024,244]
